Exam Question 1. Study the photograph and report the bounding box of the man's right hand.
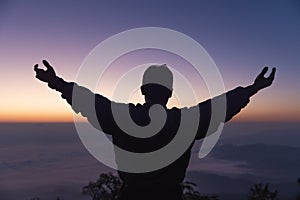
[253,66,276,91]
[34,60,56,83]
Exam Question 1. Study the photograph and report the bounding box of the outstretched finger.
[260,66,268,77]
[34,64,40,71]
[42,60,52,70]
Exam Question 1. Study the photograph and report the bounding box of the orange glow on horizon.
[1,104,299,123]
[0,112,74,123]
[1,73,298,123]
[1,115,298,123]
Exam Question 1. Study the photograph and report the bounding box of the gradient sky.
[0,0,299,122]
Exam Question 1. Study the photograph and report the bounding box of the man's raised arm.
[34,60,115,134]
[195,67,276,140]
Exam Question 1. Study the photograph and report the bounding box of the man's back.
[113,104,191,184]
[113,103,191,200]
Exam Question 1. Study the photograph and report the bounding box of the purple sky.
[0,0,299,122]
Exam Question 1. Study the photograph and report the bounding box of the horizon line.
[0,119,299,123]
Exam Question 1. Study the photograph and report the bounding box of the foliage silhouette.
[82,172,122,200]
[248,183,278,200]
[29,197,64,200]
[83,172,218,200]
[181,181,218,200]
[28,176,300,199]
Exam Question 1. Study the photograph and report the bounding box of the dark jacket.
[48,76,252,192]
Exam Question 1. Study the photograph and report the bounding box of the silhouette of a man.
[34,60,276,200]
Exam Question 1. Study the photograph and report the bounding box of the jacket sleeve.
[47,76,116,134]
[195,86,253,140]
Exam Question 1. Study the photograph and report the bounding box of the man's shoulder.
[129,103,184,113]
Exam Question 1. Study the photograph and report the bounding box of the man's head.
[141,64,173,106]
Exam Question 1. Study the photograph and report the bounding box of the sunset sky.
[0,0,299,122]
